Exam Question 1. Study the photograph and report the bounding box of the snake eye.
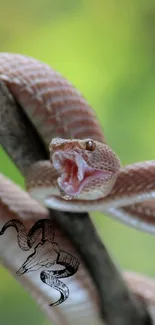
[85,140,96,151]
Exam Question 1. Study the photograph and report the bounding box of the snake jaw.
[52,151,112,199]
[52,151,85,197]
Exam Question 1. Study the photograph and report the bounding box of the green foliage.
[1,1,155,324]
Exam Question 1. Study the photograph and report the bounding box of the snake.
[0,52,155,324]
[0,52,155,234]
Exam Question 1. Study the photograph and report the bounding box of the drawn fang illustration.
[0,219,80,306]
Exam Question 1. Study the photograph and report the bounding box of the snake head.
[49,138,120,200]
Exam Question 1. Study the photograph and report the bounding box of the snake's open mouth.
[52,151,111,198]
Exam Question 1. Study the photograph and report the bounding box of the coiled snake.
[0,53,155,233]
[1,53,155,325]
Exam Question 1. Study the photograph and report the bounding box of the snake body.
[0,53,155,233]
[1,53,155,324]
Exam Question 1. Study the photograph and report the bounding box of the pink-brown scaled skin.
[0,53,105,149]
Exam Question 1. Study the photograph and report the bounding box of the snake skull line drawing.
[0,218,80,306]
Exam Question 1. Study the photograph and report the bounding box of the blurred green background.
[1,0,155,324]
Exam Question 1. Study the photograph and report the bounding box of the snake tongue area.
[52,151,111,199]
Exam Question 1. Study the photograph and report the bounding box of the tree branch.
[0,80,153,324]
